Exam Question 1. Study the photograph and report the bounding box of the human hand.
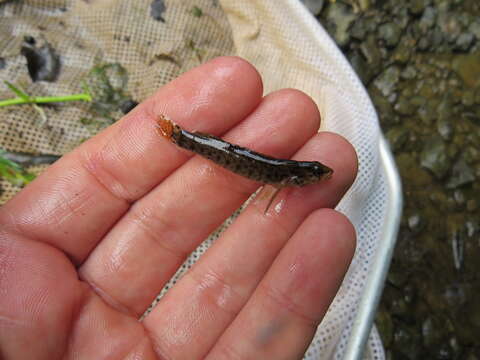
[0,57,357,359]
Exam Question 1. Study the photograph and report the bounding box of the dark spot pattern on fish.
[155,115,333,188]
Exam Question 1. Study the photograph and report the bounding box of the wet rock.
[464,350,480,360]
[349,51,373,84]
[387,268,408,287]
[454,297,480,344]
[402,287,416,306]
[408,213,425,232]
[376,309,394,347]
[393,325,422,359]
[464,145,479,163]
[418,102,437,125]
[300,0,325,16]
[449,337,463,359]
[462,91,475,107]
[386,126,409,151]
[437,117,453,140]
[437,99,454,140]
[475,92,480,105]
[453,189,465,205]
[446,158,476,189]
[417,33,433,51]
[350,20,367,41]
[465,221,477,237]
[372,91,395,124]
[357,0,371,11]
[397,152,434,187]
[466,299,480,328]
[401,66,418,80]
[378,22,402,48]
[454,33,475,52]
[394,97,416,116]
[392,45,411,64]
[391,297,409,316]
[418,104,437,125]
[422,316,450,347]
[469,20,480,40]
[360,35,383,68]
[434,342,455,360]
[410,0,430,16]
[411,95,426,108]
[420,135,451,179]
[430,28,445,48]
[466,200,478,212]
[443,283,467,308]
[374,66,400,97]
[419,6,436,30]
[324,2,356,47]
[437,8,462,43]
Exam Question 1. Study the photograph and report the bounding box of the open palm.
[0,57,357,359]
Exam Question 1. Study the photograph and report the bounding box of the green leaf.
[0,150,36,186]
[4,81,31,101]
[191,5,203,17]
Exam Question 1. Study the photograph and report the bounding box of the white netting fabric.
[1,1,388,358]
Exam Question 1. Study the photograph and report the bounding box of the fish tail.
[156,114,175,140]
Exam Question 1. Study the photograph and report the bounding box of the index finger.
[0,57,263,264]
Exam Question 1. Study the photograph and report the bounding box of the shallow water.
[315,0,480,358]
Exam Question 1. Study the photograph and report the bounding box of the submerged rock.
[408,213,425,233]
[452,52,480,88]
[420,135,451,179]
[454,33,475,52]
[410,0,430,16]
[401,66,418,80]
[394,97,416,116]
[437,117,454,141]
[386,126,409,151]
[317,0,480,357]
[350,19,367,40]
[324,2,356,47]
[300,0,325,15]
[349,50,373,84]
[376,309,394,346]
[469,20,480,40]
[374,66,400,97]
[419,6,436,30]
[446,158,476,189]
[378,22,402,48]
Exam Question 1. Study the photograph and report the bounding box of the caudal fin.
[156,114,174,139]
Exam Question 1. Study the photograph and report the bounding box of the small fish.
[156,115,333,212]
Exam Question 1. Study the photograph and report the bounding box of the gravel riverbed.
[305,0,480,358]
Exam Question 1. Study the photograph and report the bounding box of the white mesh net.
[1,1,388,358]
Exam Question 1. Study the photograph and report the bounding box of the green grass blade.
[4,81,31,101]
[0,150,36,186]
